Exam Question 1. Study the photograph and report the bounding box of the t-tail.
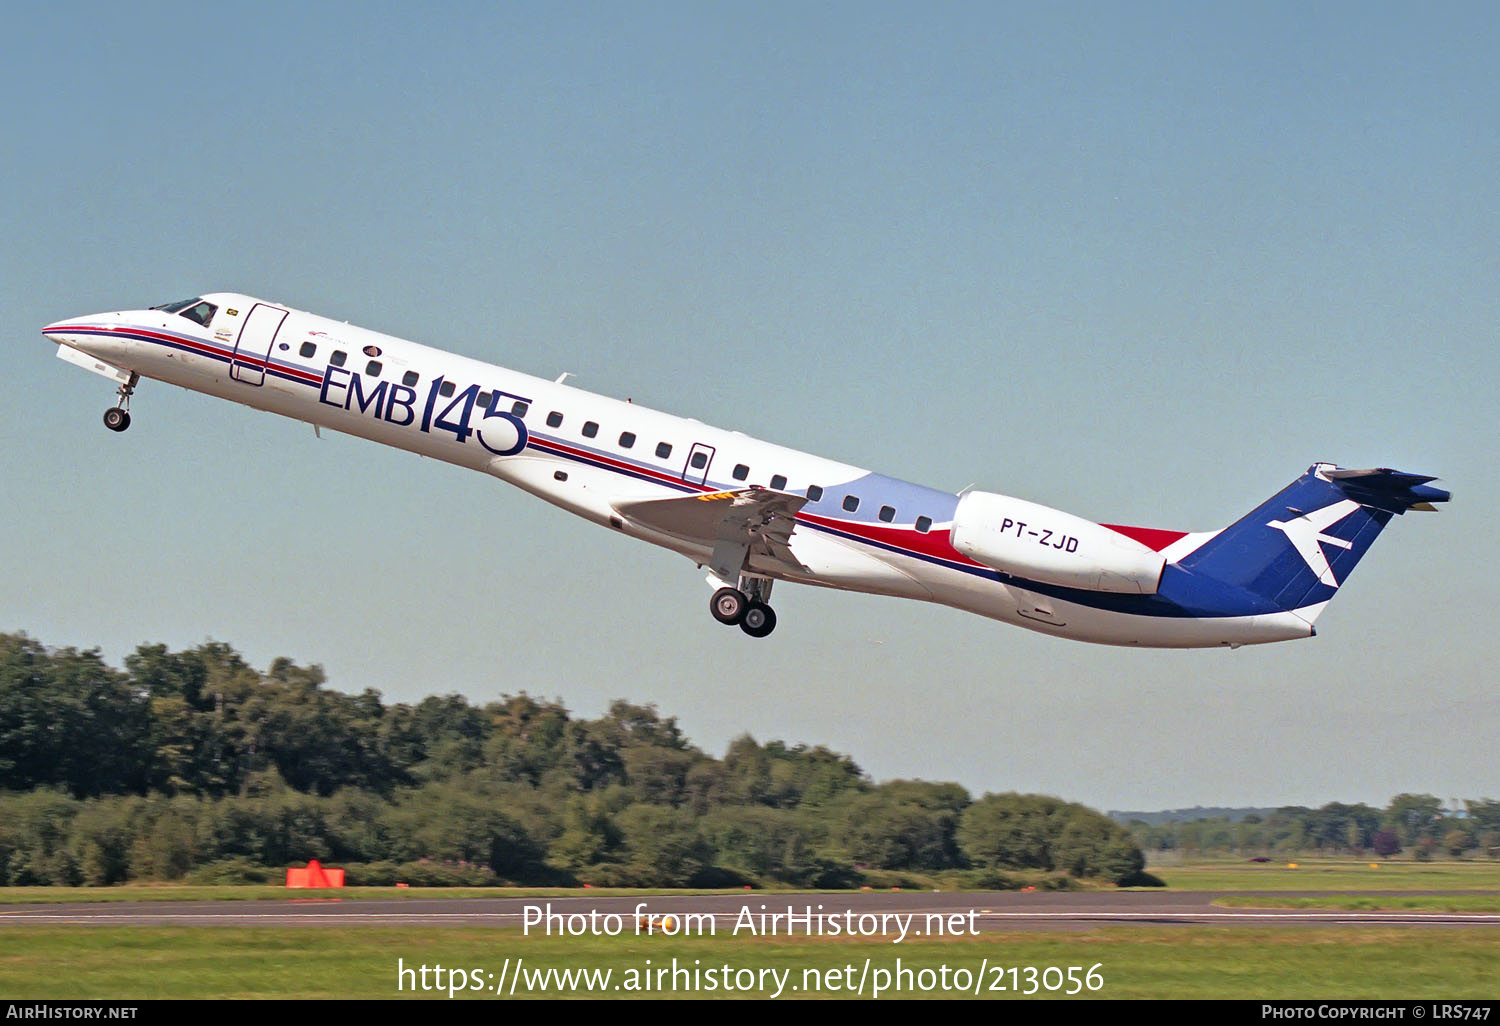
[1171,463,1449,627]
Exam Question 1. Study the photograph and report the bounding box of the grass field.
[0,925,1494,999]
[1,859,1495,905]
[0,885,762,905]
[1213,894,1500,912]
[1,860,1496,999]
[1142,859,1500,892]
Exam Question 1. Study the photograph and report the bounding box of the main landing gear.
[709,577,778,638]
[103,374,139,433]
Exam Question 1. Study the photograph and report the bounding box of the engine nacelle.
[951,490,1166,594]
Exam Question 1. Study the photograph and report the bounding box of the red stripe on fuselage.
[529,436,983,569]
[73,324,1015,574]
[1101,523,1188,551]
[796,510,982,568]
[528,436,693,491]
[84,324,324,386]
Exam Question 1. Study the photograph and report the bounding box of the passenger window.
[403,370,420,388]
[511,401,529,417]
[842,495,860,513]
[439,381,456,398]
[477,391,491,408]
[733,464,749,481]
[330,350,347,367]
[582,421,599,438]
[619,431,636,448]
[655,442,673,459]
[690,451,708,469]
[879,505,896,523]
[547,411,563,428]
[299,341,317,358]
[915,516,932,533]
[366,360,382,377]
[807,485,823,502]
[770,474,787,491]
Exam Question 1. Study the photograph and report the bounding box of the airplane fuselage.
[44,292,1445,648]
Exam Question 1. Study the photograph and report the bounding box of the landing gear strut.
[708,577,778,638]
[103,374,138,433]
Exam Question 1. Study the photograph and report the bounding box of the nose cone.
[45,311,124,348]
[44,313,107,345]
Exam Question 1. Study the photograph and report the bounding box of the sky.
[2,1,1494,812]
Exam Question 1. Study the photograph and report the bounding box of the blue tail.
[1176,463,1449,616]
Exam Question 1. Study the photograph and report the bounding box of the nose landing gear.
[708,577,778,638]
[103,374,138,432]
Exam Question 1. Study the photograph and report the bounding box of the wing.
[613,487,809,578]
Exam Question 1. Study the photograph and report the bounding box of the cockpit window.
[150,297,217,327]
[179,301,217,326]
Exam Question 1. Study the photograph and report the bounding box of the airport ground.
[0,860,1496,999]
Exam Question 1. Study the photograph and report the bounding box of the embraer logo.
[1267,500,1361,587]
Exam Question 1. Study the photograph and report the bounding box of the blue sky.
[3,2,1494,810]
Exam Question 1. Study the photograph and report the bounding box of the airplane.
[43,293,1449,647]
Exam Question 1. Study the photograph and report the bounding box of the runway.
[2,891,1495,932]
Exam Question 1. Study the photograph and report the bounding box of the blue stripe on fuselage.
[108,321,1275,621]
[63,325,321,388]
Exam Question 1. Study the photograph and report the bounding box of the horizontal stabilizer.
[1323,466,1451,513]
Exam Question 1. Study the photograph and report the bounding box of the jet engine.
[951,490,1166,594]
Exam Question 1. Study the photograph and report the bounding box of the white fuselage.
[44,292,1318,648]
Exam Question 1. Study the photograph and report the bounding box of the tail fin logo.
[1266,499,1361,588]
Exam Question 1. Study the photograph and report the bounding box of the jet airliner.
[44,293,1448,646]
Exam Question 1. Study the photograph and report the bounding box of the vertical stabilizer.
[1176,463,1449,618]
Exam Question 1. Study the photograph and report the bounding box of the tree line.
[0,633,1144,888]
[1124,797,1500,860]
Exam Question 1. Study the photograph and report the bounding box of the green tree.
[1050,808,1145,882]
[958,793,1144,884]
[615,804,712,886]
[957,793,1059,871]
[1444,829,1475,858]
[129,642,261,795]
[833,781,969,871]
[478,695,570,787]
[1463,800,1500,836]
[1384,794,1444,845]
[699,806,850,886]
[382,783,545,880]
[0,634,152,796]
[547,791,627,875]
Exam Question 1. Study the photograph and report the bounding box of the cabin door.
[683,442,716,487]
[230,303,288,386]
